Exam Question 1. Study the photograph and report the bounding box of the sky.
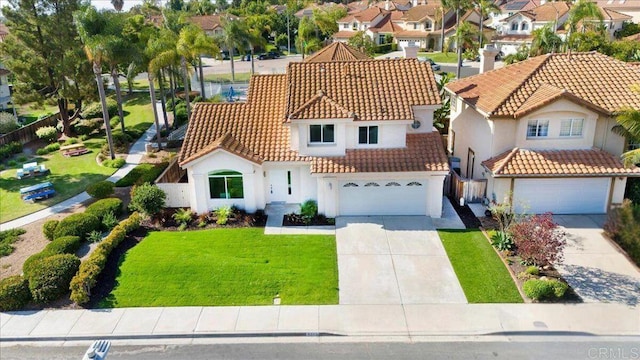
[0,0,155,13]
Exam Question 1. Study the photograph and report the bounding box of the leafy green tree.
[217,16,249,81]
[445,21,478,77]
[348,31,376,56]
[530,24,563,56]
[571,30,608,52]
[566,0,604,49]
[615,22,640,39]
[442,0,474,78]
[614,85,640,166]
[503,45,530,64]
[296,16,316,58]
[475,0,500,47]
[185,0,217,15]
[1,0,95,137]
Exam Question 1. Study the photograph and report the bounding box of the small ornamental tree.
[129,183,166,217]
[508,212,566,267]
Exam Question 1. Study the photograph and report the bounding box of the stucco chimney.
[540,0,546,4]
[386,0,391,10]
[480,44,499,73]
[403,45,419,59]
[412,0,417,7]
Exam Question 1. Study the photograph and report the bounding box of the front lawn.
[418,52,459,63]
[438,229,523,303]
[204,72,252,83]
[100,228,338,307]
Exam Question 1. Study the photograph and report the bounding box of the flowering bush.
[508,212,566,267]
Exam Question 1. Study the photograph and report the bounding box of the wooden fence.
[0,113,59,146]
[155,157,186,184]
[447,171,487,203]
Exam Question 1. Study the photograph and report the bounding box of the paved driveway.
[555,215,640,306]
[336,216,467,305]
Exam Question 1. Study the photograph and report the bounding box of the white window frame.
[527,119,549,138]
[358,125,379,145]
[559,118,584,137]
[309,124,335,144]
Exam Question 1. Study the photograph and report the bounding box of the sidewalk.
[1,303,638,344]
[0,109,160,231]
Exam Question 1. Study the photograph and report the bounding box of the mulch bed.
[282,213,335,226]
[147,208,267,231]
[447,196,482,228]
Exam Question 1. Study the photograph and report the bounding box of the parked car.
[267,50,281,58]
[420,57,440,71]
[257,52,275,60]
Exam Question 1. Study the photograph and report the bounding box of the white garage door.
[338,180,427,216]
[513,178,610,214]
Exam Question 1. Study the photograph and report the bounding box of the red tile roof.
[446,52,640,118]
[482,148,640,177]
[305,42,370,62]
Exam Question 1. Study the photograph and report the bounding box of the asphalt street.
[2,337,639,360]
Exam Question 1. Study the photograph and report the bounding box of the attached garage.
[513,178,611,214]
[338,180,427,216]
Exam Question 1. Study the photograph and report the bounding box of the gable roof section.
[311,133,449,173]
[600,7,632,21]
[504,1,570,23]
[402,4,440,22]
[188,15,224,31]
[288,91,354,120]
[181,132,263,165]
[305,42,370,62]
[482,148,640,177]
[286,59,440,122]
[446,52,640,118]
[369,12,404,32]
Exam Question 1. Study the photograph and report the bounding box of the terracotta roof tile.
[188,15,224,31]
[446,52,640,118]
[481,148,640,177]
[333,30,357,39]
[311,132,449,173]
[305,42,370,62]
[509,2,570,22]
[402,4,440,21]
[289,91,354,120]
[368,13,403,33]
[600,7,632,21]
[285,59,440,122]
[180,60,444,173]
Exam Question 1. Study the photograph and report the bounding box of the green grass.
[204,72,252,83]
[418,52,459,63]
[115,162,168,187]
[15,103,59,124]
[438,229,523,303]
[0,93,154,224]
[100,228,338,307]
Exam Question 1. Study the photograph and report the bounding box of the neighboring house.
[595,0,640,23]
[492,1,570,55]
[445,51,640,215]
[177,58,448,217]
[334,6,391,43]
[304,42,370,62]
[0,24,11,110]
[486,0,539,29]
[188,15,229,38]
[395,3,449,50]
[587,7,632,40]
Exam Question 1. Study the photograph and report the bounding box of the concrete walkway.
[555,215,640,306]
[1,303,638,344]
[336,216,466,305]
[263,204,334,235]
[0,108,161,231]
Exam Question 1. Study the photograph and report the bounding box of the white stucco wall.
[409,106,438,134]
[611,177,628,206]
[345,121,408,149]
[486,177,512,205]
[594,116,627,157]
[295,120,350,157]
[449,100,493,179]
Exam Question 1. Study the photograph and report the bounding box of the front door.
[268,170,289,203]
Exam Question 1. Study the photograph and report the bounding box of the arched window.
[511,22,518,31]
[385,182,401,187]
[343,182,359,187]
[364,182,380,187]
[407,181,422,186]
[208,170,244,199]
[521,22,528,31]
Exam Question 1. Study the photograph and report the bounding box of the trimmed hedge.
[43,220,60,241]
[81,99,118,119]
[115,162,168,187]
[86,181,115,199]
[23,252,54,277]
[0,141,23,160]
[523,279,568,301]
[70,212,142,305]
[44,236,82,255]
[85,198,123,221]
[0,275,32,311]
[27,254,80,304]
[53,213,100,241]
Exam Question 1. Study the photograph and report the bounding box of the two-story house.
[334,6,392,43]
[492,1,570,56]
[445,50,640,215]
[595,0,640,22]
[177,57,449,217]
[188,15,229,38]
[582,7,632,40]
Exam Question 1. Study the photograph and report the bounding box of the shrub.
[86,198,123,220]
[525,266,539,276]
[604,199,640,266]
[86,181,115,199]
[27,253,80,304]
[110,116,120,129]
[115,162,168,187]
[173,208,193,227]
[44,142,60,152]
[63,137,79,145]
[129,183,166,217]
[102,158,126,168]
[300,200,318,225]
[74,118,101,135]
[0,228,27,257]
[44,236,82,255]
[0,112,19,134]
[23,252,54,277]
[17,155,28,163]
[53,213,101,241]
[43,220,60,241]
[174,105,188,127]
[523,279,567,301]
[79,134,89,141]
[0,141,23,160]
[35,126,58,143]
[70,212,141,305]
[101,211,119,230]
[87,230,103,243]
[36,148,48,155]
[7,160,17,167]
[215,205,232,225]
[491,231,514,251]
[624,177,640,205]
[508,213,566,267]
[101,132,132,156]
[81,99,118,119]
[0,276,31,311]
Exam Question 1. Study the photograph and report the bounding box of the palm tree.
[111,0,124,12]
[445,21,477,78]
[246,14,271,75]
[74,8,116,160]
[566,0,604,50]
[615,86,640,166]
[475,0,500,48]
[530,24,562,56]
[442,0,474,78]
[217,16,249,82]
[177,25,219,119]
[148,29,180,130]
